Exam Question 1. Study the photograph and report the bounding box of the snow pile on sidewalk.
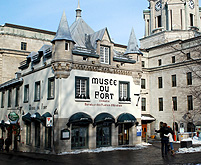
[59,142,151,155]
[180,136,201,145]
[177,146,201,154]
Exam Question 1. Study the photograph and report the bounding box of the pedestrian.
[155,123,169,157]
[0,137,4,151]
[5,137,12,153]
[164,127,175,155]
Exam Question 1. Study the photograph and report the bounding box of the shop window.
[141,79,146,89]
[172,97,177,111]
[187,72,192,85]
[75,76,89,99]
[187,95,193,110]
[1,91,5,108]
[8,89,12,107]
[24,84,29,103]
[141,98,146,111]
[119,81,130,101]
[34,81,40,101]
[21,42,27,50]
[26,123,31,145]
[100,46,110,64]
[172,75,177,87]
[96,125,111,147]
[45,127,52,149]
[158,77,163,88]
[48,77,55,99]
[15,87,20,107]
[35,122,40,148]
[159,98,163,111]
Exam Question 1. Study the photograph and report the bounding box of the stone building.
[0,3,142,154]
[140,0,201,139]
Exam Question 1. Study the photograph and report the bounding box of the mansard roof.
[51,11,74,43]
[124,28,142,55]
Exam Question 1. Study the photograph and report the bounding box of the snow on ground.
[58,142,151,155]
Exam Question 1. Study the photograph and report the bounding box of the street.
[0,141,201,165]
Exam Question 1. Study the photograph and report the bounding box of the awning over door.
[117,113,137,125]
[67,112,93,126]
[141,114,155,124]
[31,112,42,123]
[94,113,115,126]
[22,113,32,123]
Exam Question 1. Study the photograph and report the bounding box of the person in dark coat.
[0,137,4,151]
[5,137,12,153]
[155,123,169,157]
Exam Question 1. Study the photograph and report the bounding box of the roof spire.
[76,0,82,20]
[51,11,74,43]
[124,27,142,55]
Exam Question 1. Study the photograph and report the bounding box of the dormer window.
[100,46,110,64]
[65,42,69,51]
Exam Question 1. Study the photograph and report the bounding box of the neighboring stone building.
[140,0,201,139]
[0,23,55,83]
[0,3,142,154]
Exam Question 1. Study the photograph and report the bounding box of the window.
[35,122,40,147]
[158,59,162,66]
[172,97,177,111]
[157,15,162,27]
[187,95,193,110]
[119,81,130,101]
[141,98,146,111]
[159,98,163,111]
[142,61,145,67]
[48,77,55,99]
[187,72,192,85]
[141,79,146,89]
[75,77,89,99]
[8,89,12,107]
[190,14,194,26]
[172,56,175,63]
[158,77,163,88]
[1,92,5,108]
[21,42,27,50]
[26,123,31,145]
[65,41,69,51]
[34,81,40,101]
[24,85,29,103]
[187,53,191,60]
[15,87,20,107]
[100,46,110,64]
[172,75,177,87]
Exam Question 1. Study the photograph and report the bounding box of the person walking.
[155,123,169,157]
[5,137,12,153]
[165,128,175,155]
[0,137,4,151]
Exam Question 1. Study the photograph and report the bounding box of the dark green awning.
[94,113,115,126]
[67,112,93,126]
[31,112,42,123]
[22,113,31,123]
[117,113,136,125]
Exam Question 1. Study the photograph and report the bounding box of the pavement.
[0,140,201,165]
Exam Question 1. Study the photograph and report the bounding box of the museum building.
[0,3,142,154]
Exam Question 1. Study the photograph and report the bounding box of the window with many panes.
[48,77,55,99]
[8,89,12,107]
[158,77,163,88]
[75,77,89,99]
[100,46,110,64]
[24,85,29,103]
[1,92,5,108]
[172,75,177,87]
[21,42,27,50]
[187,95,193,110]
[187,72,192,85]
[172,97,177,111]
[15,87,20,107]
[119,81,130,101]
[159,98,163,111]
[34,81,40,101]
[141,79,146,89]
[141,98,146,111]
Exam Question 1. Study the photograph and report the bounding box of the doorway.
[118,124,129,145]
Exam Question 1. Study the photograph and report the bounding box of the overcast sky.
[0,0,200,45]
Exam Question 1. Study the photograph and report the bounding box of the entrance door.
[142,124,147,139]
[118,124,129,145]
[96,125,111,147]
